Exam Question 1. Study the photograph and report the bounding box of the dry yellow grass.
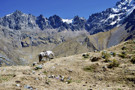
[0,40,135,90]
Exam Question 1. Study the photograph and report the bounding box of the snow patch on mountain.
[109,0,135,23]
[62,19,73,24]
[6,13,13,17]
[110,21,117,25]
[109,14,117,18]
[112,8,119,13]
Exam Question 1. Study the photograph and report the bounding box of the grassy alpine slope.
[0,40,135,90]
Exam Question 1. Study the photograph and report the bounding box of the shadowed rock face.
[36,14,50,30]
[48,15,63,29]
[71,16,86,30]
[124,9,135,31]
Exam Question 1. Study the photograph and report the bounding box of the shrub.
[118,88,122,90]
[91,57,101,62]
[118,52,127,58]
[35,65,42,70]
[102,51,111,62]
[102,51,107,56]
[108,59,119,68]
[43,71,48,74]
[104,59,111,63]
[75,80,81,83]
[133,40,135,44]
[110,52,116,57]
[83,65,96,72]
[119,54,126,58]
[0,74,15,83]
[102,51,111,60]
[82,53,89,58]
[131,57,135,64]
[66,79,72,84]
[121,46,126,50]
[112,52,116,57]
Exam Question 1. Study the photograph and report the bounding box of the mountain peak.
[49,15,62,20]
[13,10,23,16]
[38,14,44,18]
[37,14,46,20]
[5,10,24,17]
[73,16,86,24]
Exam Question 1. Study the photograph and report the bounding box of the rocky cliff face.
[0,10,38,30]
[86,0,135,34]
[71,16,86,30]
[36,14,50,30]
[124,9,135,31]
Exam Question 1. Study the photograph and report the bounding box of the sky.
[0,0,119,19]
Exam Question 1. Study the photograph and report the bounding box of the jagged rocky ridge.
[0,0,135,34]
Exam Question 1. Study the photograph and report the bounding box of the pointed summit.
[48,15,63,28]
[13,10,23,16]
[38,14,44,19]
[73,16,86,24]
[36,14,49,30]
[5,10,23,17]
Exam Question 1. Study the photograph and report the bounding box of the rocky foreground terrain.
[0,40,135,90]
[0,0,135,65]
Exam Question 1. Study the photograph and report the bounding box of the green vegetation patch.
[131,57,135,64]
[112,52,116,57]
[102,51,111,62]
[108,59,120,68]
[118,52,127,58]
[102,51,111,59]
[83,64,97,72]
[121,46,126,50]
[82,53,89,58]
[91,57,101,62]
[104,59,111,63]
[43,71,48,74]
[0,74,15,83]
[126,75,135,84]
[66,78,72,84]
